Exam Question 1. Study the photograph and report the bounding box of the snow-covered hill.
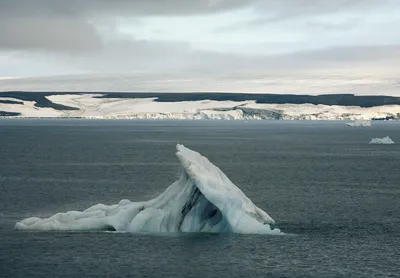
[1,94,400,120]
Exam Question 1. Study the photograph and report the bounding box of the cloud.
[0,0,250,17]
[0,0,399,98]
[1,0,388,17]
[1,42,400,95]
[0,0,397,53]
[215,0,399,33]
[0,17,103,52]
[252,0,384,19]
[4,43,399,75]
[0,0,251,52]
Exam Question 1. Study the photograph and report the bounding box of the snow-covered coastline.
[1,94,400,120]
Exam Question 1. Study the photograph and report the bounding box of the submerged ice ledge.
[346,120,372,127]
[15,144,282,235]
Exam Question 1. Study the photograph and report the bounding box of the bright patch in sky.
[117,6,400,56]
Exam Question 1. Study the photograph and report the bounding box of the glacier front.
[2,94,400,120]
[15,144,282,235]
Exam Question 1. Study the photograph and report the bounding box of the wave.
[15,144,282,235]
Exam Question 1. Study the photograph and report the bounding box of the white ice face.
[2,94,400,120]
[15,144,282,235]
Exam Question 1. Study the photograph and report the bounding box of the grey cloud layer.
[0,17,103,52]
[0,0,387,17]
[0,0,250,52]
[0,0,249,17]
[49,44,400,74]
[0,0,399,97]
[217,0,397,32]
[0,0,394,51]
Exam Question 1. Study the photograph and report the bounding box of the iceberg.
[346,120,372,127]
[15,144,282,235]
[369,136,395,144]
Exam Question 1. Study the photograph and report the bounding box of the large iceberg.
[369,136,395,144]
[15,144,282,235]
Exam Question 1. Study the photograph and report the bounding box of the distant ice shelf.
[1,94,400,120]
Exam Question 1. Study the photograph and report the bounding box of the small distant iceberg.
[369,136,395,144]
[346,120,371,127]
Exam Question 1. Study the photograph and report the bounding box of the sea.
[0,119,399,278]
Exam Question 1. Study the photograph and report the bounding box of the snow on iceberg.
[346,120,371,127]
[15,144,282,235]
[369,136,395,144]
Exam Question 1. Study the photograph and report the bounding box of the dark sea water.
[0,119,399,278]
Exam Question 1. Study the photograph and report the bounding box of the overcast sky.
[0,0,399,95]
